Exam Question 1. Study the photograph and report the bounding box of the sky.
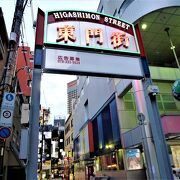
[1,0,100,123]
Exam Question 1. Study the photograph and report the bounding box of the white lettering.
[109,18,113,23]
[53,13,60,19]
[112,19,117,25]
[77,12,82,18]
[73,12,77,18]
[104,17,108,22]
[68,12,73,18]
[126,24,130,30]
[121,22,125,28]
[62,12,68,18]
[117,21,121,27]
[96,14,100,20]
[59,12,63,18]
[85,13,91,19]
[91,14,96,19]
[82,12,85,18]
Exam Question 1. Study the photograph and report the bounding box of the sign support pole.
[26,68,41,180]
[143,78,173,179]
[26,8,44,180]
[135,25,173,180]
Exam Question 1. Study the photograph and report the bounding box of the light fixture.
[170,45,175,50]
[141,23,147,30]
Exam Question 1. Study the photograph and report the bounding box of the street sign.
[0,127,11,139]
[3,110,11,118]
[2,92,16,108]
[0,92,16,127]
[0,109,13,127]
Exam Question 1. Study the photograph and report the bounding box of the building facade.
[64,113,74,179]
[0,7,9,180]
[2,45,33,180]
[67,80,77,114]
[51,116,65,178]
[73,1,180,180]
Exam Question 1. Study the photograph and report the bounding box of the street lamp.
[164,27,180,71]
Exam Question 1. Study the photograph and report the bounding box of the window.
[84,100,88,122]
[118,7,121,14]
[71,133,73,141]
[71,119,73,127]
[123,92,136,110]
[92,97,120,152]
[100,6,104,13]
[113,9,117,17]
[157,93,178,111]
[100,152,118,170]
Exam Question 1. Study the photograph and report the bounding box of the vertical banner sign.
[0,92,16,127]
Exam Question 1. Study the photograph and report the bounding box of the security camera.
[147,85,159,96]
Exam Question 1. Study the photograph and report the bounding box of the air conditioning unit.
[21,103,30,124]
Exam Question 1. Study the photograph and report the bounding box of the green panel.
[156,95,161,101]
[154,82,171,93]
[161,94,174,101]
[123,94,132,100]
[124,102,135,110]
[163,102,177,110]
[120,111,137,130]
[150,67,179,80]
[157,102,164,111]
[123,92,136,111]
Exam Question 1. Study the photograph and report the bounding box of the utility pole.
[1,1,26,180]
[3,0,26,91]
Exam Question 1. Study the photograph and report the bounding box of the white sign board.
[44,48,143,78]
[0,92,16,127]
[2,92,16,109]
[0,109,14,127]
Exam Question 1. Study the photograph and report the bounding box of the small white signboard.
[44,48,143,79]
[0,92,16,127]
[0,109,14,127]
[2,92,16,109]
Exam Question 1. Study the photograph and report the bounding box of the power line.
[21,17,28,45]
[30,0,36,36]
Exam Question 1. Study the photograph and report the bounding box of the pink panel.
[161,115,180,135]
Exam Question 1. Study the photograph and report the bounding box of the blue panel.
[74,136,80,160]
[97,114,104,148]
[110,99,120,142]
[92,118,99,151]
[34,48,43,68]
[102,106,113,144]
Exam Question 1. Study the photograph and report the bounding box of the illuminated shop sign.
[45,10,140,55]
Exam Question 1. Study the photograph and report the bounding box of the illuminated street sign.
[43,10,143,78]
[44,10,140,55]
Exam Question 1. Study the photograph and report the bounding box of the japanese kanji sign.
[44,10,140,55]
[43,10,143,79]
